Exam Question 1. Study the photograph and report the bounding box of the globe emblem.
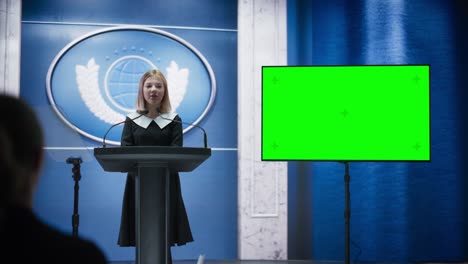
[47,26,216,145]
[104,56,156,113]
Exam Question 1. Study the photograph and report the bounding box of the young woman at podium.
[117,69,193,263]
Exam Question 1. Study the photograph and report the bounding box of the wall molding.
[0,0,21,96]
[238,0,287,260]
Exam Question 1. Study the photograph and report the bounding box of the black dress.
[117,113,193,247]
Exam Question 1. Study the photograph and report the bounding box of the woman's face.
[143,76,165,108]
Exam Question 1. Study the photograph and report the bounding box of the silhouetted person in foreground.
[0,94,108,264]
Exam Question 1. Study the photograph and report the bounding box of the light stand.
[343,161,351,264]
[66,156,83,237]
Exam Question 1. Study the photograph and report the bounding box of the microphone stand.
[66,157,83,237]
[157,110,208,148]
[102,111,148,147]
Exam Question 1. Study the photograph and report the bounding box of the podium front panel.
[94,146,211,172]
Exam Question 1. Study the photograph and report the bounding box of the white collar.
[127,112,178,129]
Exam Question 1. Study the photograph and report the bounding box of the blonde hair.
[136,69,172,113]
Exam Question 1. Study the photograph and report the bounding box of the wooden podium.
[94,146,211,264]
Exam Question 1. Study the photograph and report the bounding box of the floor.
[109,261,337,264]
[108,261,468,264]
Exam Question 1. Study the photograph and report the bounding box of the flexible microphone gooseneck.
[157,108,208,148]
[102,110,149,147]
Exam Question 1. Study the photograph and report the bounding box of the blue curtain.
[288,0,468,262]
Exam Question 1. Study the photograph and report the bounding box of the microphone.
[102,110,149,147]
[157,108,208,148]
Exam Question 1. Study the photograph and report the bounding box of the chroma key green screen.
[261,65,430,161]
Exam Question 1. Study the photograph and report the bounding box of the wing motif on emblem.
[75,58,125,124]
[166,61,189,111]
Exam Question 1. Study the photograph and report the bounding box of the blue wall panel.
[21,0,237,261]
[288,0,467,262]
[22,0,237,30]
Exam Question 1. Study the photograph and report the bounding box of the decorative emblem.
[47,26,215,145]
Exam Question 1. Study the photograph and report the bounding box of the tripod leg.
[344,162,350,264]
[72,164,81,237]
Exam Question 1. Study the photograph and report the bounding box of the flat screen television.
[261,64,431,161]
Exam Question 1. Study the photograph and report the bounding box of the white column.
[0,0,21,96]
[238,0,287,260]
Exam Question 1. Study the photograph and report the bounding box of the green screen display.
[262,65,430,161]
